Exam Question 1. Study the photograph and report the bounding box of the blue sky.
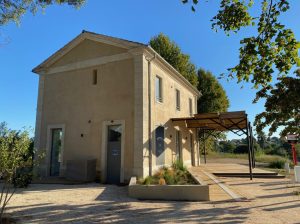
[0,0,299,139]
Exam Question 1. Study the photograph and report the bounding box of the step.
[213,173,285,179]
[213,172,279,176]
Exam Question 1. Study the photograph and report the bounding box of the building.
[33,31,201,184]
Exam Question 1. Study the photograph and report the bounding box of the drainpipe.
[146,53,156,177]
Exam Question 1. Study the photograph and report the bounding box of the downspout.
[146,53,156,177]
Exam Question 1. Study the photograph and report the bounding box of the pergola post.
[246,120,253,180]
[203,131,207,164]
[196,128,200,166]
[250,126,255,168]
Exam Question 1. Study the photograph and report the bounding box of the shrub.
[0,122,33,220]
[172,159,187,172]
[12,167,33,188]
[234,144,248,154]
[143,176,155,185]
[268,158,286,169]
[164,171,175,185]
[141,161,196,185]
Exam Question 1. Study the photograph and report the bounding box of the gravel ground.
[3,160,300,223]
[3,177,299,223]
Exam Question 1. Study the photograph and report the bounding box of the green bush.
[268,158,286,169]
[172,159,187,172]
[140,160,196,185]
[12,167,33,188]
[234,144,248,154]
[163,171,175,185]
[143,176,155,185]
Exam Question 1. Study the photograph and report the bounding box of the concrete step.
[213,173,285,179]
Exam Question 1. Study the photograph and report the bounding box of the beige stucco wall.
[52,39,127,67]
[37,40,136,182]
[147,59,199,172]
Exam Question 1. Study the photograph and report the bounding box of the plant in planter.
[140,160,197,185]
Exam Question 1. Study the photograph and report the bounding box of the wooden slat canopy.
[172,110,255,180]
[171,111,247,131]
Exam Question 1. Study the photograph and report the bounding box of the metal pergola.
[171,111,255,180]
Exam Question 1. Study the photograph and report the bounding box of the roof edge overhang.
[171,111,248,131]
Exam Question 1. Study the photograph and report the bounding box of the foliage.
[254,77,300,136]
[181,0,300,135]
[172,159,187,172]
[182,0,300,87]
[149,33,198,87]
[140,161,196,185]
[268,157,286,169]
[0,122,33,220]
[0,0,84,25]
[197,69,230,113]
[197,69,230,153]
[218,141,236,153]
[234,144,249,154]
[12,167,33,188]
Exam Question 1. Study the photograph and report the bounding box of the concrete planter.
[128,175,210,201]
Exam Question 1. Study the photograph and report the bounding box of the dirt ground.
[4,161,300,223]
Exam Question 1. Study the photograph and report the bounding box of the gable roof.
[32,30,200,96]
[32,30,146,73]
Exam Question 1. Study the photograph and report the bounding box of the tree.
[0,0,84,25]
[197,68,230,113]
[218,141,235,153]
[182,1,299,87]
[254,77,300,136]
[257,131,267,149]
[0,122,33,222]
[181,0,300,136]
[196,69,230,153]
[149,33,198,87]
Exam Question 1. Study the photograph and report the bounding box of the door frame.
[101,120,125,183]
[46,124,65,177]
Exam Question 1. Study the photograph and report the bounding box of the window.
[189,98,193,116]
[155,76,163,102]
[92,69,98,85]
[176,89,180,111]
[175,130,182,160]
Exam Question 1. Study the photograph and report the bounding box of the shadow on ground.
[7,184,251,223]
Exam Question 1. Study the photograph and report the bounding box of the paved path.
[4,162,300,223]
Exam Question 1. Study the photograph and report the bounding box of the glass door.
[50,128,62,176]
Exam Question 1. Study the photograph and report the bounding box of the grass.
[209,151,288,164]
[207,151,248,159]
[138,160,197,185]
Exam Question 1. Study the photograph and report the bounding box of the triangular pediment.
[51,39,127,67]
[33,31,145,73]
